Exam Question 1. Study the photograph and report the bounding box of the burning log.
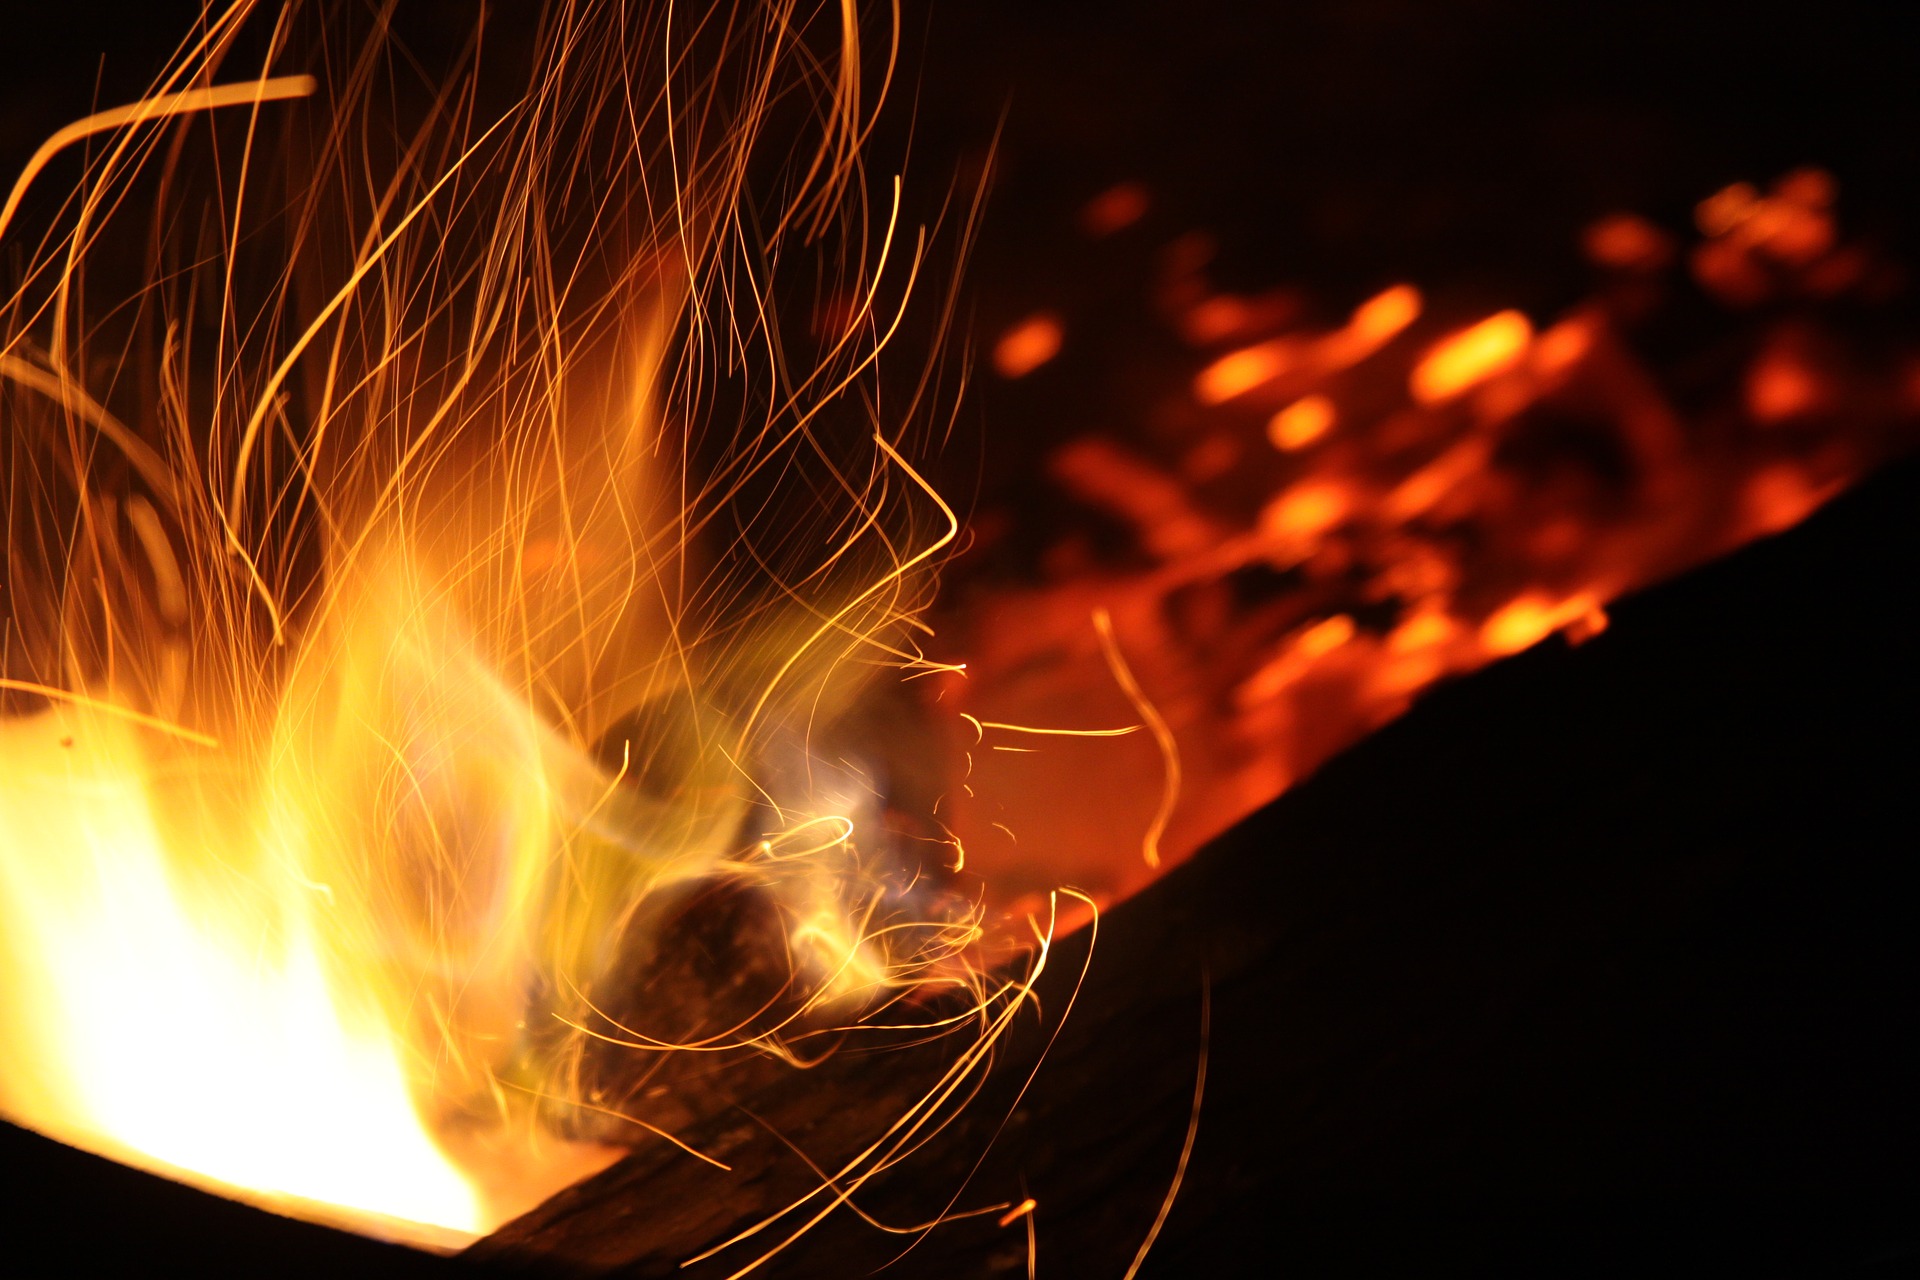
[467,454,1920,1274]
[6,449,1912,1279]
[4,2,1918,1271]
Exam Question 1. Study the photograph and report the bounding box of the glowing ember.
[994,311,1066,378]
[943,163,1920,915]
[1081,182,1151,237]
[1410,310,1534,404]
[1268,394,1336,451]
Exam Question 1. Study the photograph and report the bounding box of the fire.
[942,160,1920,913]
[0,0,989,1252]
[0,708,486,1235]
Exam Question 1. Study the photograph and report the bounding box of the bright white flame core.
[0,708,482,1236]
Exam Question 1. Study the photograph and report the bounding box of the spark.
[1092,609,1181,870]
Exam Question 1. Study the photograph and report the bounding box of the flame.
[0,0,986,1251]
[0,709,486,1236]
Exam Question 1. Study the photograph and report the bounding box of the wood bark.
[470,456,1920,1277]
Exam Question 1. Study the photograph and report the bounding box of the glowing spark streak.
[0,356,178,507]
[1092,609,1180,869]
[996,1197,1036,1228]
[0,75,318,246]
[734,429,957,756]
[646,177,922,582]
[736,1104,1023,1235]
[685,892,1087,1279]
[868,890,1101,1275]
[227,106,523,640]
[0,679,216,748]
[976,720,1143,739]
[1119,981,1209,1280]
[499,1084,731,1172]
[0,68,321,649]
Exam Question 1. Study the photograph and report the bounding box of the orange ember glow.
[942,161,1918,921]
[1583,212,1676,272]
[1480,593,1607,656]
[3,1,1918,1265]
[1081,182,1151,237]
[1269,395,1336,450]
[1195,337,1296,404]
[995,312,1067,378]
[1347,284,1424,349]
[1410,310,1534,404]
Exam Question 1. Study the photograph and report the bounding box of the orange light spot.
[1049,437,1219,559]
[1410,311,1533,405]
[1531,318,1595,377]
[1479,592,1601,656]
[1383,437,1493,523]
[993,312,1064,379]
[1184,296,1255,344]
[1774,167,1836,210]
[1582,213,1674,271]
[1081,182,1150,237]
[1268,395,1336,450]
[1564,604,1610,645]
[1314,284,1423,370]
[1260,480,1350,543]
[1371,650,1446,699]
[1195,339,1295,404]
[1296,613,1356,659]
[1182,434,1240,481]
[1690,239,1771,307]
[1696,181,1760,237]
[1350,284,1422,345]
[1746,352,1824,423]
[1744,465,1828,535]
[1754,202,1833,266]
[1388,609,1456,653]
[998,1198,1038,1228]
[1237,615,1353,706]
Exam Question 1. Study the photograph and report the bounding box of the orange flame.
[0,0,991,1250]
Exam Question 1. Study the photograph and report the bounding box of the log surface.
[471,457,1920,1277]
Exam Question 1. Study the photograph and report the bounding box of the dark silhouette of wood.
[2,386,1912,1280]
[469,455,1920,1277]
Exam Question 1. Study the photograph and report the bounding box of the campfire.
[0,0,1010,1251]
[0,0,1914,1274]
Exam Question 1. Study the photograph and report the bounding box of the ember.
[2,0,1917,1273]
[940,157,1918,914]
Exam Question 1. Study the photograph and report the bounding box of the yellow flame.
[0,708,484,1237]
[0,0,987,1252]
